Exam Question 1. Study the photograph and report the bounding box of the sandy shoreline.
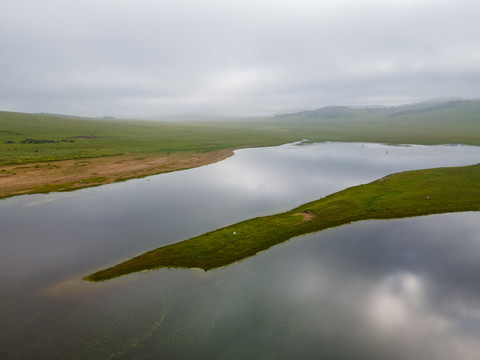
[0,148,234,199]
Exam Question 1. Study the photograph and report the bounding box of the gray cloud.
[1,0,479,117]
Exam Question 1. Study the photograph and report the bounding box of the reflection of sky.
[185,212,480,360]
[206,142,480,203]
[78,212,480,360]
[1,142,479,291]
[1,142,480,358]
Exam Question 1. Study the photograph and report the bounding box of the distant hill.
[275,98,478,120]
[34,112,91,120]
[416,97,466,105]
[275,106,357,119]
[389,99,466,118]
[1,97,479,168]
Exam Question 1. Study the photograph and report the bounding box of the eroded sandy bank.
[0,148,234,198]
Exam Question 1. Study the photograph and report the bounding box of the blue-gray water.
[1,142,479,359]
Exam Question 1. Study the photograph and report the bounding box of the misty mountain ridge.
[276,97,478,120]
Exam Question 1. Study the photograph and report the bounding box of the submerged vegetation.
[85,163,480,281]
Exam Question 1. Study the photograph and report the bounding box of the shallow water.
[1,142,479,359]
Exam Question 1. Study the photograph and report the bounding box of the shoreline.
[85,163,480,281]
[0,148,235,199]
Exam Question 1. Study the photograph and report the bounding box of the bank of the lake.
[86,163,480,281]
[0,149,234,199]
[2,100,480,199]
[3,141,480,360]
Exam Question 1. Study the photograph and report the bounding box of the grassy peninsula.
[85,163,480,281]
[2,100,480,279]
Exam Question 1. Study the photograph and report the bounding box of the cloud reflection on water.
[115,212,480,359]
[1,143,480,359]
[222,212,480,360]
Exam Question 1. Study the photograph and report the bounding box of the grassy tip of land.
[85,163,480,281]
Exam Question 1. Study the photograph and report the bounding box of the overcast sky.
[1,0,479,118]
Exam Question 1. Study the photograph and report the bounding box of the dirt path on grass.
[293,210,317,224]
[0,149,234,198]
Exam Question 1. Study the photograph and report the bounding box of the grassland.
[0,111,295,198]
[85,163,480,281]
[1,100,479,280]
[1,100,480,198]
[2,99,480,166]
[0,111,293,165]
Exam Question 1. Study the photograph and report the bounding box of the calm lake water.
[1,142,480,359]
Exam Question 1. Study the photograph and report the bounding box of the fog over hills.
[276,97,479,119]
[1,0,480,118]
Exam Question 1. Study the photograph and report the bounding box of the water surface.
[1,142,479,359]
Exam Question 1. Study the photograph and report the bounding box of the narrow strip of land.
[0,149,233,199]
[85,163,480,281]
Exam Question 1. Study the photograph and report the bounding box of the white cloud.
[1,0,479,117]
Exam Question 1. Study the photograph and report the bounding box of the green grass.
[1,99,480,166]
[29,176,109,194]
[2,102,479,280]
[0,111,295,165]
[85,163,480,281]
